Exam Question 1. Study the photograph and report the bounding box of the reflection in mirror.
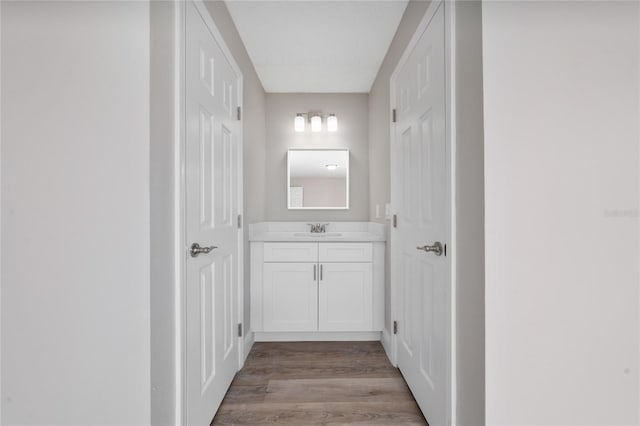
[287,149,349,210]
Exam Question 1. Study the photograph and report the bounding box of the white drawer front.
[319,243,372,262]
[264,242,318,262]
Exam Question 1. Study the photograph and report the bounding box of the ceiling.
[289,150,348,178]
[225,1,409,93]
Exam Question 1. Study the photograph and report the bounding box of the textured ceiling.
[225,1,409,93]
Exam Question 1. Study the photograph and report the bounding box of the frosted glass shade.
[311,115,322,132]
[294,114,305,132]
[327,114,338,132]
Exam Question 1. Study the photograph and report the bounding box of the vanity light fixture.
[294,113,305,132]
[293,112,338,133]
[327,114,338,132]
[325,164,338,171]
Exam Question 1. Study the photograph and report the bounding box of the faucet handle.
[307,223,318,232]
[320,223,330,233]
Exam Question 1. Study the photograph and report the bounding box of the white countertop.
[249,222,387,242]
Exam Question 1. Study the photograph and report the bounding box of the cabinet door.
[263,263,318,332]
[318,263,373,331]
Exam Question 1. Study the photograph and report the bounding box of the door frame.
[388,0,456,424]
[172,1,245,423]
[0,3,4,423]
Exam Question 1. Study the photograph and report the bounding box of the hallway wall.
[2,2,151,424]
[453,2,485,425]
[483,2,639,424]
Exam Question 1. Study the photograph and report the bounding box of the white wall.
[150,2,180,424]
[483,2,639,424]
[265,93,369,221]
[2,2,151,424]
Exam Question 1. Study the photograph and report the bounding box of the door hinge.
[392,109,397,123]
[237,214,242,229]
[392,214,397,228]
[393,320,398,335]
[237,106,242,121]
[237,323,243,337]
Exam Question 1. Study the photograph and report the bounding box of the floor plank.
[264,378,414,403]
[212,341,427,425]
[213,401,426,425]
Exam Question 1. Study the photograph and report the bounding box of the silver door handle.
[190,243,217,258]
[320,264,323,280]
[314,264,317,280]
[417,242,443,256]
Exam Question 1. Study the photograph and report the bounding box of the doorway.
[183,1,245,424]
[390,2,452,426]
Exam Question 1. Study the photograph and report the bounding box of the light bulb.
[294,114,305,132]
[311,115,322,132]
[325,164,338,171]
[327,114,338,132]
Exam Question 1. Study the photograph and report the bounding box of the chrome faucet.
[307,223,330,233]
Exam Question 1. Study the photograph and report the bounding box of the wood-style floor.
[212,341,427,425]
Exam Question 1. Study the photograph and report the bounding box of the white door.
[289,186,303,208]
[391,4,449,426]
[185,2,241,424]
[263,263,318,332]
[318,263,373,331]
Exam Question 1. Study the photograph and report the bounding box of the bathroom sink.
[293,232,343,238]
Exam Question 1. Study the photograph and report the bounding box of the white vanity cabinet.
[251,239,385,340]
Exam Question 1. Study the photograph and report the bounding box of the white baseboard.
[242,330,254,365]
[381,328,395,366]
[254,331,381,342]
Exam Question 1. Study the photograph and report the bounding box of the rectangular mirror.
[287,149,349,210]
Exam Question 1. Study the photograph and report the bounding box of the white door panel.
[263,263,318,332]
[185,2,241,424]
[318,263,373,331]
[391,4,449,426]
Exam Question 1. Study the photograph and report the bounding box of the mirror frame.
[287,148,350,210]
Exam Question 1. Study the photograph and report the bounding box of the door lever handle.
[416,242,443,256]
[190,243,218,258]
